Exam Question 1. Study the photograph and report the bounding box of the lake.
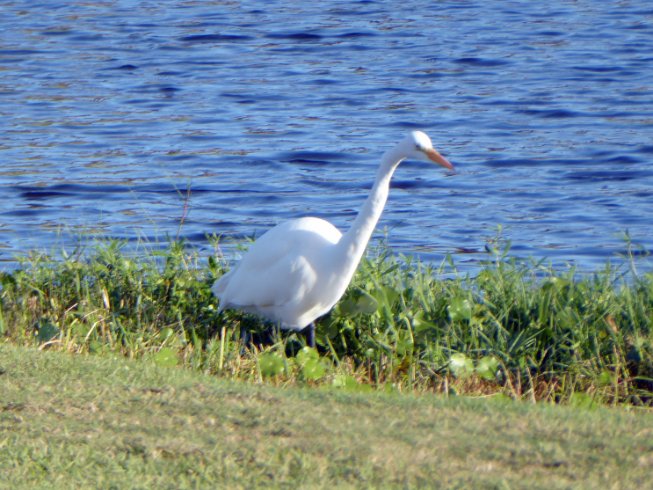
[2,1,652,272]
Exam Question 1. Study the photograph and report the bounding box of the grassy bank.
[0,240,651,406]
[1,344,652,489]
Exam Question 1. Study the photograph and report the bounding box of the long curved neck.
[339,147,405,266]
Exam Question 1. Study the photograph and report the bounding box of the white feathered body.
[212,217,353,331]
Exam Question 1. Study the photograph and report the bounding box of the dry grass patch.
[1,344,651,489]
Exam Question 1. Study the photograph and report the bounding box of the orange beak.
[425,148,454,171]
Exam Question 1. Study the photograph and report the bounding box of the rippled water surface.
[2,1,652,271]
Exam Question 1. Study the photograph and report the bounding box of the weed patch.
[0,239,651,406]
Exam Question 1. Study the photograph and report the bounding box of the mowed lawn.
[1,344,651,489]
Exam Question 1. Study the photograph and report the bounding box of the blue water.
[1,1,652,271]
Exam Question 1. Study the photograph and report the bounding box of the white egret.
[212,131,454,347]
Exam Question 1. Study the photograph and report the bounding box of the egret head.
[404,130,454,171]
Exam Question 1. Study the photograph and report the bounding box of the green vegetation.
[0,238,651,406]
[1,344,651,489]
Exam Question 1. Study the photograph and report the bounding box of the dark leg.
[240,317,275,352]
[301,323,316,348]
[240,325,251,344]
[240,325,252,354]
[260,322,281,346]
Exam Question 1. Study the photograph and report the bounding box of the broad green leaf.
[301,358,326,381]
[158,327,175,342]
[296,346,319,364]
[153,347,178,368]
[597,370,615,387]
[476,356,500,381]
[297,347,326,381]
[373,285,399,310]
[447,297,472,322]
[449,353,474,379]
[259,353,285,378]
[332,374,358,389]
[339,292,378,316]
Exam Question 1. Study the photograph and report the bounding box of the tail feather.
[211,269,233,313]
